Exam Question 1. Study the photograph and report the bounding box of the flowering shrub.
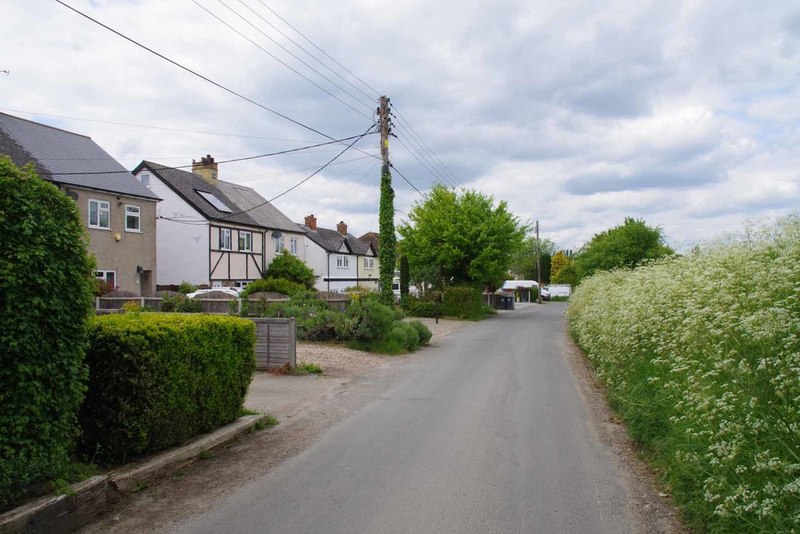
[568,216,800,532]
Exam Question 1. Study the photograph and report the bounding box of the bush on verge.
[79,314,255,464]
[442,286,485,319]
[0,158,95,511]
[240,278,307,299]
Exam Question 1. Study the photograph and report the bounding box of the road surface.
[171,303,637,534]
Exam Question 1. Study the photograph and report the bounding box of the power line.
[392,107,463,187]
[237,0,378,104]
[388,162,426,198]
[394,135,456,188]
[219,124,376,218]
[227,153,377,184]
[56,0,375,151]
[45,132,374,176]
[253,0,383,98]
[193,0,373,120]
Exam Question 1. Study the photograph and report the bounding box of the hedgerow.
[0,158,95,511]
[568,216,800,532]
[79,314,255,464]
[442,286,486,320]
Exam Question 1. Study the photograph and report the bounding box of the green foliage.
[258,293,338,341]
[79,314,256,464]
[568,216,800,532]
[290,362,324,375]
[408,320,432,345]
[177,281,197,295]
[385,322,420,353]
[336,299,396,342]
[399,254,410,297]
[573,217,673,281]
[442,286,485,320]
[550,251,576,285]
[265,250,317,289]
[379,166,397,305]
[509,236,555,282]
[240,278,307,298]
[254,415,279,431]
[0,157,95,511]
[398,185,526,289]
[160,294,202,313]
[401,294,438,317]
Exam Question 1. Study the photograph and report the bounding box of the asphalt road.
[172,303,634,534]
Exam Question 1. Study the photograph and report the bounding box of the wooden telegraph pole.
[536,220,543,304]
[379,96,390,172]
[377,96,396,304]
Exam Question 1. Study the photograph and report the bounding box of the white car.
[186,287,241,299]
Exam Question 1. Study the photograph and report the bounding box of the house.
[0,112,160,295]
[299,215,379,292]
[132,155,306,289]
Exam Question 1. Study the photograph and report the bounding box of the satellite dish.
[272,231,282,238]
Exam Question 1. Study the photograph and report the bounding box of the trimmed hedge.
[0,158,95,511]
[79,314,256,464]
[442,286,485,319]
[240,278,307,298]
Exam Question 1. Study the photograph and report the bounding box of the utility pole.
[536,220,543,304]
[377,96,396,304]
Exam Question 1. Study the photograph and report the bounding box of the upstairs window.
[364,257,374,269]
[274,235,284,253]
[219,228,232,250]
[289,237,298,255]
[336,255,350,269]
[88,199,110,229]
[125,205,141,232]
[139,173,151,188]
[239,231,253,252]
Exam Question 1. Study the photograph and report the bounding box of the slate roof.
[135,161,261,227]
[0,112,159,200]
[298,224,375,255]
[215,181,303,233]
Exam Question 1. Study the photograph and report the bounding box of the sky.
[2,0,799,251]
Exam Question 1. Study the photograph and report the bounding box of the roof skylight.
[196,190,232,213]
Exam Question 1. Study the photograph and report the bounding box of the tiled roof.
[0,112,159,200]
[299,224,373,255]
[136,161,261,227]
[215,181,303,233]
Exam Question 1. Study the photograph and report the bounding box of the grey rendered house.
[132,156,306,289]
[0,112,160,295]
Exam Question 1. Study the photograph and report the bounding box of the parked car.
[540,287,551,300]
[186,287,240,299]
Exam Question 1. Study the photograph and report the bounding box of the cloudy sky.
[3,0,799,250]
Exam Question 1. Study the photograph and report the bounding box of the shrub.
[79,314,255,464]
[0,158,95,511]
[338,299,396,342]
[568,216,800,532]
[401,295,438,317]
[265,250,316,289]
[240,278,307,299]
[442,286,484,319]
[177,281,197,295]
[384,322,420,353]
[408,320,432,345]
[160,294,202,313]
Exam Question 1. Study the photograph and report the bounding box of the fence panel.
[250,318,296,370]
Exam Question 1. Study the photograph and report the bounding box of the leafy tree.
[398,185,526,290]
[573,217,673,281]
[265,250,316,289]
[551,251,578,285]
[0,158,95,509]
[509,236,556,282]
[378,167,396,305]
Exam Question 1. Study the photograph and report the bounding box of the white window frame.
[238,231,252,252]
[219,228,232,250]
[364,257,374,270]
[125,205,141,232]
[274,235,284,253]
[139,173,150,188]
[289,237,298,255]
[96,270,116,288]
[336,255,350,269]
[88,199,110,229]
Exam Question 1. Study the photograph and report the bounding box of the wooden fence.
[251,318,296,370]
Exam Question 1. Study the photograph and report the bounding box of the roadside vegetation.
[568,216,800,532]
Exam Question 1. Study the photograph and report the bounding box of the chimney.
[337,221,348,235]
[192,154,218,182]
[304,214,317,230]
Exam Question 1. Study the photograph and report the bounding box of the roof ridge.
[0,112,92,140]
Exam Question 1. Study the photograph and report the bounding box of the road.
[170,303,637,534]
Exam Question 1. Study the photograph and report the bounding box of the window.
[235,280,249,289]
[364,257,375,270]
[139,173,150,188]
[289,237,298,255]
[238,231,252,252]
[125,205,141,232]
[96,270,116,288]
[88,199,110,229]
[196,190,232,212]
[219,228,232,250]
[336,255,349,269]
[274,235,284,253]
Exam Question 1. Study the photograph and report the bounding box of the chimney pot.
[192,154,219,182]
[337,221,348,235]
[304,214,317,230]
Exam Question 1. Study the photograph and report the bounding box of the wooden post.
[536,220,543,304]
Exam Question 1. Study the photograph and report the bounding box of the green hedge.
[442,286,485,319]
[240,278,308,298]
[0,158,95,511]
[79,314,256,464]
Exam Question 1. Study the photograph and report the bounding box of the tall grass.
[568,216,800,533]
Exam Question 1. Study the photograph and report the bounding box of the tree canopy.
[265,250,316,289]
[509,236,556,282]
[397,185,526,290]
[573,217,673,280]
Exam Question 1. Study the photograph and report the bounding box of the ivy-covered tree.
[378,166,396,304]
[398,185,526,290]
[573,217,674,281]
[265,250,317,289]
[0,157,95,509]
[399,254,410,297]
